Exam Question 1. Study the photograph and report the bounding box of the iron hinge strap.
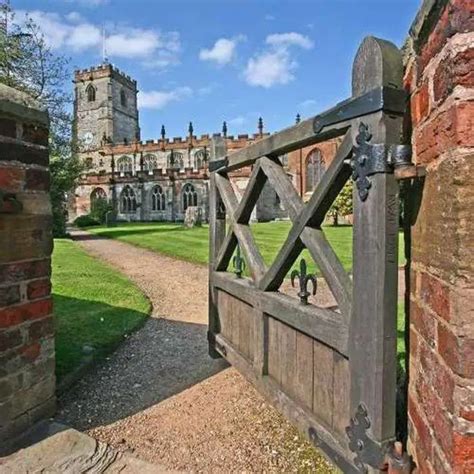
[313,86,407,134]
[352,122,412,201]
[346,403,390,473]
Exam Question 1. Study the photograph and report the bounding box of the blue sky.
[13,0,421,139]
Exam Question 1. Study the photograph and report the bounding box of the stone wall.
[403,0,473,471]
[0,85,55,449]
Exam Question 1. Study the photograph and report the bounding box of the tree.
[327,181,353,226]
[0,5,83,236]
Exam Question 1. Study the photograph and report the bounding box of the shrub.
[74,214,100,228]
[90,197,112,224]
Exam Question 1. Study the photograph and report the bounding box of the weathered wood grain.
[295,332,314,411]
[312,341,334,429]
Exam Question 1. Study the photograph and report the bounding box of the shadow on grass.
[82,225,190,240]
[55,296,228,431]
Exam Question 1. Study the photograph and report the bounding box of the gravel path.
[57,230,335,473]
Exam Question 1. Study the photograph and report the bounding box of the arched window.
[143,154,157,172]
[182,183,198,211]
[305,149,325,193]
[194,149,208,169]
[117,155,133,173]
[90,187,107,212]
[86,84,96,102]
[120,89,127,107]
[120,186,137,213]
[151,185,166,211]
[168,151,184,169]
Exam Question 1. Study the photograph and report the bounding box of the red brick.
[459,406,474,422]
[0,118,17,138]
[0,141,48,167]
[433,48,474,103]
[420,273,450,321]
[25,168,50,192]
[453,433,474,469]
[19,342,41,362]
[409,395,432,458]
[0,299,52,329]
[0,329,23,352]
[0,284,21,308]
[0,259,51,284]
[438,323,474,378]
[0,166,24,192]
[21,124,49,146]
[411,299,436,346]
[27,279,51,300]
[28,317,54,341]
[411,82,430,127]
[410,326,419,359]
[414,101,474,165]
[418,0,474,71]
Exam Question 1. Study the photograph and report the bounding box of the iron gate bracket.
[352,122,412,201]
[346,404,387,473]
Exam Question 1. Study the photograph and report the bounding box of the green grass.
[52,239,150,382]
[86,221,405,276]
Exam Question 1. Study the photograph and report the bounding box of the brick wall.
[403,0,473,471]
[0,85,55,449]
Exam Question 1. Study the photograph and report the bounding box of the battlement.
[74,63,137,86]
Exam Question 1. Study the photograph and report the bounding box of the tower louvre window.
[86,84,96,102]
[120,89,127,107]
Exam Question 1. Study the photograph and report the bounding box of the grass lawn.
[52,239,150,382]
[86,221,405,276]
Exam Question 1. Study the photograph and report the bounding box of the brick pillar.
[403,0,473,472]
[0,85,55,448]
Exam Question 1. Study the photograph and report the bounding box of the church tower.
[73,64,140,152]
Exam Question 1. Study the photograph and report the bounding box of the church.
[71,63,340,223]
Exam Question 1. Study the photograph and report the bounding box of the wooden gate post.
[349,37,405,471]
[208,134,227,357]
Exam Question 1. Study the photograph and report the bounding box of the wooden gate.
[208,36,415,473]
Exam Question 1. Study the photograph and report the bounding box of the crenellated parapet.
[74,63,137,88]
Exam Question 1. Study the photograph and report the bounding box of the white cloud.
[244,50,295,88]
[228,116,246,126]
[244,31,313,88]
[64,0,109,6]
[15,10,181,69]
[266,32,313,50]
[138,87,192,110]
[199,36,245,65]
[299,99,317,108]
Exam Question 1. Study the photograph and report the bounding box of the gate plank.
[332,353,350,438]
[280,322,297,397]
[267,318,281,384]
[295,332,314,411]
[312,341,334,429]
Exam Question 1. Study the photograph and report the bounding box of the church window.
[168,151,184,169]
[305,149,325,193]
[194,149,208,169]
[86,84,96,102]
[120,89,127,107]
[120,186,137,213]
[151,185,166,211]
[117,155,133,173]
[143,154,157,172]
[90,187,107,212]
[182,183,198,211]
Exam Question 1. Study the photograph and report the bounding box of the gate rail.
[208,36,415,473]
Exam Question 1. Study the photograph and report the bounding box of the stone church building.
[71,63,340,223]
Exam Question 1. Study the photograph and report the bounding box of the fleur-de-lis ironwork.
[232,245,245,278]
[291,258,317,305]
